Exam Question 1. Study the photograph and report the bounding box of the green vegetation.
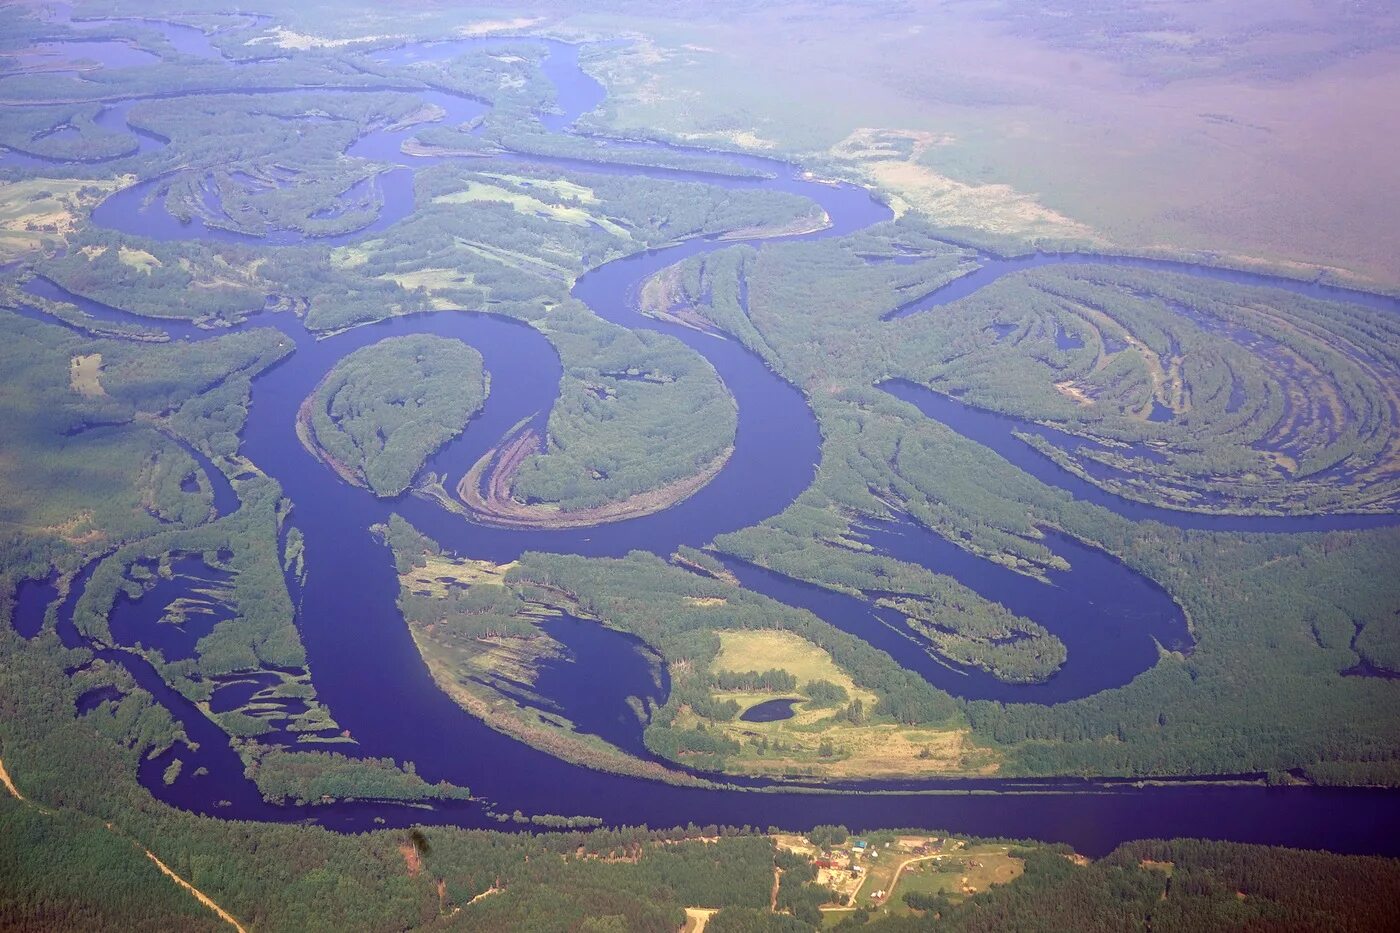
[0,311,280,570]
[33,153,809,513]
[0,309,345,759]
[684,629,986,779]
[0,103,138,162]
[236,742,472,806]
[39,238,275,328]
[641,221,1400,781]
[4,4,1400,926]
[0,794,224,931]
[0,613,788,930]
[7,621,1398,933]
[301,334,487,497]
[509,318,737,512]
[849,839,1400,932]
[889,265,1400,517]
[383,517,985,781]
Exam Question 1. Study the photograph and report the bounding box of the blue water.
[106,555,235,662]
[6,28,1400,858]
[11,575,58,639]
[740,698,799,722]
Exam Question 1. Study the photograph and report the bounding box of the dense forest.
[301,334,488,497]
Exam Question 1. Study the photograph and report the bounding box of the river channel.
[5,17,1400,857]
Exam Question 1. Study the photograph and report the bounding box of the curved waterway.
[7,31,1400,856]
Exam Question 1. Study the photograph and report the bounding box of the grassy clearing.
[379,268,477,307]
[475,172,601,204]
[433,180,631,239]
[453,237,574,280]
[828,128,1099,242]
[68,354,104,398]
[695,630,992,779]
[0,177,124,260]
[117,247,161,273]
[402,553,517,599]
[329,242,374,270]
[883,844,1024,913]
[458,16,544,36]
[249,26,402,50]
[806,836,1023,921]
[712,629,875,704]
[687,712,989,780]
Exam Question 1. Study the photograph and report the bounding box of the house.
[815,858,835,869]
[852,840,868,851]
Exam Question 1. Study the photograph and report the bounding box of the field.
[685,630,994,780]
[433,176,633,240]
[0,177,125,261]
[713,629,875,706]
[67,353,104,398]
[881,844,1025,912]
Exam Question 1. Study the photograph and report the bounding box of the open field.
[812,838,1024,922]
[883,844,1025,912]
[675,710,992,781]
[0,177,125,261]
[685,630,995,780]
[434,177,632,239]
[68,353,104,398]
[712,630,876,706]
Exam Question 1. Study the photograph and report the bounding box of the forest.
[301,334,488,497]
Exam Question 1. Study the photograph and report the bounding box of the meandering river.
[7,22,1400,856]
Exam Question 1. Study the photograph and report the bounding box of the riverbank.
[451,426,732,529]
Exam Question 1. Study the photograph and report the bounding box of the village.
[774,830,1026,923]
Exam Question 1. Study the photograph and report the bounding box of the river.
[5,19,1400,857]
